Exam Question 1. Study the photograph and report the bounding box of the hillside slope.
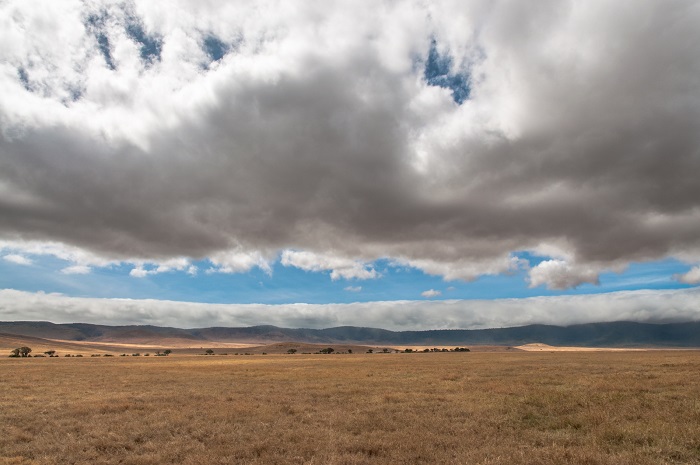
[1,320,699,347]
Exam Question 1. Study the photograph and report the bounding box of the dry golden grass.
[0,334,261,356]
[2,351,700,464]
[0,334,385,356]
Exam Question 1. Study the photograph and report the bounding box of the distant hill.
[1,320,700,347]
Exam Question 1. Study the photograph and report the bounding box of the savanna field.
[2,351,700,465]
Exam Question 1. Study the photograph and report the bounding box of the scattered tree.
[382,348,389,353]
[9,348,20,357]
[347,349,352,354]
[164,349,172,356]
[367,349,373,353]
[44,350,56,357]
[16,347,32,357]
[205,349,214,355]
[287,348,297,354]
[319,348,334,354]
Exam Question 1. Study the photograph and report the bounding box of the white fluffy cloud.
[676,266,700,285]
[281,250,378,280]
[528,259,601,290]
[129,257,193,278]
[1,1,700,287]
[61,265,91,275]
[3,254,32,266]
[421,289,442,298]
[2,287,700,330]
[207,249,272,274]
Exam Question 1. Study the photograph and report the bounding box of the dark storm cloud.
[1,1,700,287]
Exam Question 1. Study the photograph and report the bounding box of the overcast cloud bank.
[2,288,700,331]
[1,1,700,290]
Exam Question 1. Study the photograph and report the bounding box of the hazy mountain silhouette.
[1,320,700,347]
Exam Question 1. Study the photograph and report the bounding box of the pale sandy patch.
[517,343,647,352]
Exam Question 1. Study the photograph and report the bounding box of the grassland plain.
[2,351,700,465]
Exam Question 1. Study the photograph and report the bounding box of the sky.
[1,0,700,330]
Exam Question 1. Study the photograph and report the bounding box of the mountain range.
[1,320,700,347]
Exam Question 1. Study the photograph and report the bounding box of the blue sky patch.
[424,39,470,104]
[85,14,116,70]
[17,67,30,91]
[203,35,229,63]
[0,252,695,305]
[125,16,162,64]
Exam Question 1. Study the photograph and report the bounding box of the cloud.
[528,260,601,290]
[0,241,114,267]
[3,254,32,266]
[129,267,149,278]
[207,249,272,275]
[344,286,362,292]
[60,265,91,275]
[676,266,700,285]
[1,1,700,288]
[421,289,442,298]
[2,287,700,330]
[281,250,378,280]
[129,257,192,278]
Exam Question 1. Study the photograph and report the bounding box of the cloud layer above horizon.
[2,1,700,290]
[2,288,700,330]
